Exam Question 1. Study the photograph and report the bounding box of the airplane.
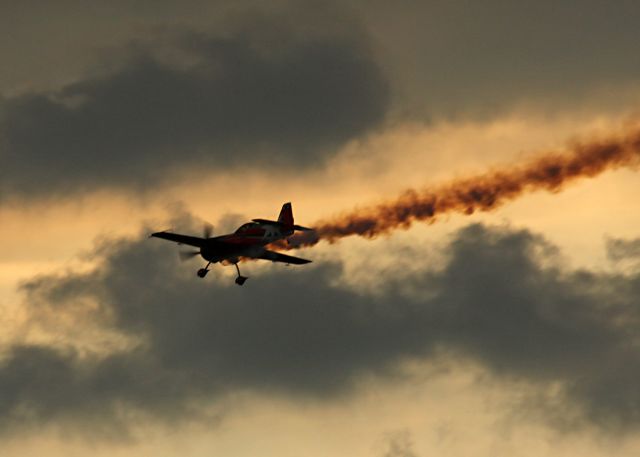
[150,202,312,285]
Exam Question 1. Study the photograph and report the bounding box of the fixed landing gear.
[234,264,248,286]
[195,261,248,285]
[197,262,211,278]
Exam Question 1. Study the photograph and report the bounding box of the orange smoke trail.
[287,124,640,248]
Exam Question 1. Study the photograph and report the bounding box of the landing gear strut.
[197,262,211,278]
[234,264,248,286]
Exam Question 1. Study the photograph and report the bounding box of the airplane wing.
[150,232,206,248]
[256,249,312,265]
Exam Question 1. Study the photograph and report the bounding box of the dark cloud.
[0,13,389,199]
[3,0,640,158]
[607,236,640,263]
[3,221,640,435]
[360,0,640,118]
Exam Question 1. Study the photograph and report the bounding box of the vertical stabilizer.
[277,202,294,227]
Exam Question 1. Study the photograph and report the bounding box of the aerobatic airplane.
[150,203,312,285]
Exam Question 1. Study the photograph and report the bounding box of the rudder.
[277,202,294,227]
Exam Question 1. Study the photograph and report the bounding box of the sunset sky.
[2,1,640,456]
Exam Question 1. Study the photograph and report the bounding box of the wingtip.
[150,228,173,238]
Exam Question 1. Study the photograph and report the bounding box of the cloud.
[381,430,419,457]
[361,0,640,118]
[0,12,389,200]
[607,236,640,263]
[2,220,640,436]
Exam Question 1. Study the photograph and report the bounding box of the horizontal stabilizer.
[292,224,312,231]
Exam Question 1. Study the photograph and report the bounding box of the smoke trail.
[287,124,640,248]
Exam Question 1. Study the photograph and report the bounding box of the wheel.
[197,268,209,278]
[235,276,248,286]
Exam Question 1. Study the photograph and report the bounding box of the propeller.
[179,250,201,261]
[178,222,212,261]
[203,222,214,239]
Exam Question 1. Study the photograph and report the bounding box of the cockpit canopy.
[235,222,262,234]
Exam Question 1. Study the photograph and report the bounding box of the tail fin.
[277,202,294,227]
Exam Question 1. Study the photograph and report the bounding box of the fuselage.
[200,221,292,263]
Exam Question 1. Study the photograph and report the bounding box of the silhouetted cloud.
[607,236,640,263]
[4,1,640,121]
[4,0,640,203]
[3,221,640,435]
[361,0,640,117]
[0,13,389,199]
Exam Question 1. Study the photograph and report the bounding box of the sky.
[1,1,640,456]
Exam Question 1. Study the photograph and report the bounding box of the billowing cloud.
[607,236,640,263]
[0,14,389,199]
[2,219,639,435]
[361,0,640,117]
